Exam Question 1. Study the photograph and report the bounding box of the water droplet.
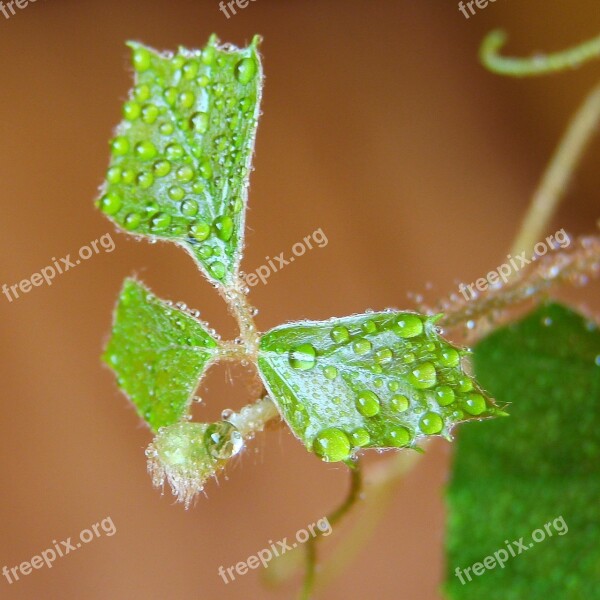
[99,192,122,215]
[362,320,377,334]
[353,338,372,355]
[199,159,213,179]
[180,199,199,217]
[204,421,243,459]
[438,347,460,367]
[135,140,158,161]
[390,395,409,412]
[141,104,159,124]
[214,215,234,242]
[153,160,172,178]
[356,390,381,417]
[395,314,423,338]
[419,412,443,434]
[190,111,209,133]
[134,84,151,102]
[388,381,400,392]
[123,100,141,121]
[168,186,185,201]
[178,91,196,109]
[136,171,154,189]
[110,136,130,156]
[164,87,178,106]
[350,427,370,447]
[122,169,135,184]
[106,167,122,184]
[183,60,199,80]
[387,426,411,447]
[312,428,351,462]
[189,220,211,241]
[323,365,338,380]
[235,57,257,84]
[166,143,184,161]
[197,245,213,258]
[435,385,455,407]
[457,377,473,393]
[375,348,393,363]
[132,47,152,72]
[209,261,226,280]
[407,362,437,389]
[330,325,350,344]
[462,393,486,415]
[151,212,171,232]
[289,343,317,370]
[176,165,195,183]
[123,212,142,230]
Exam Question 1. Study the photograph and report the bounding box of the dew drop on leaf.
[289,343,317,370]
[204,421,244,459]
[312,428,351,462]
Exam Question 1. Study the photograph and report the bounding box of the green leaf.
[103,278,219,431]
[96,34,263,285]
[445,303,600,599]
[257,311,503,462]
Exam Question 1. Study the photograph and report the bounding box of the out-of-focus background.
[0,1,598,598]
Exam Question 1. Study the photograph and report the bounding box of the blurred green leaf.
[96,35,263,284]
[258,311,502,462]
[103,279,218,431]
[446,302,600,599]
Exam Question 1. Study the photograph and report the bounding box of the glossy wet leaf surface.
[257,311,503,462]
[96,35,263,284]
[103,279,218,431]
[446,303,600,599]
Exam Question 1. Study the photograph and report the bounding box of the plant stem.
[439,234,600,333]
[315,447,425,591]
[220,274,261,358]
[299,460,363,600]
[480,30,600,77]
[225,396,280,438]
[510,81,600,259]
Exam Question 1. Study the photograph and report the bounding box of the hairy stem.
[225,395,280,438]
[299,460,363,600]
[220,274,261,358]
[511,81,600,259]
[438,235,600,336]
[480,30,600,77]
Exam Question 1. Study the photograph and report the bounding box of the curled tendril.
[480,29,600,77]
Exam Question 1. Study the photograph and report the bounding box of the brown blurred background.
[1,1,598,598]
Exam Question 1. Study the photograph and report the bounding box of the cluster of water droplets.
[97,41,260,282]
[271,312,494,462]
